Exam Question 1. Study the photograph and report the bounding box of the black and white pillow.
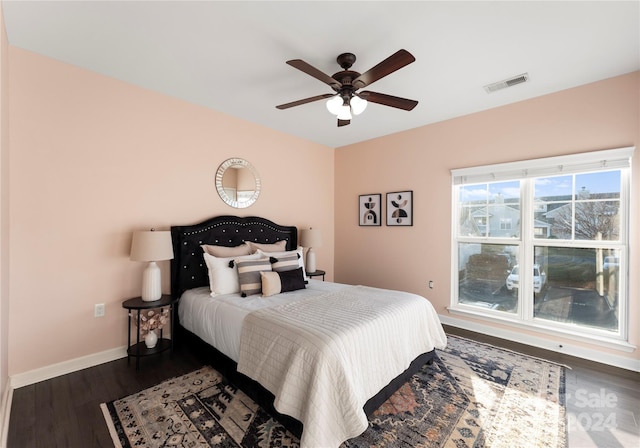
[236,257,272,297]
[261,268,306,297]
[257,246,308,279]
[269,253,300,272]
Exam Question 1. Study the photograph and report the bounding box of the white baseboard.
[10,346,127,389]
[439,314,640,372]
[0,346,127,447]
[0,381,12,448]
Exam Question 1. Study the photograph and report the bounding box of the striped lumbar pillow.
[258,247,308,279]
[269,254,300,272]
[236,257,272,297]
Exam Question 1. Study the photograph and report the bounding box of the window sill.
[447,306,636,353]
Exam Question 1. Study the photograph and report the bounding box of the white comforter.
[179,281,351,361]
[236,285,447,448]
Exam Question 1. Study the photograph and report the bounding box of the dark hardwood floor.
[8,342,206,448]
[7,328,639,448]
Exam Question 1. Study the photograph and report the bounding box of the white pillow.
[257,246,308,280]
[201,243,251,257]
[245,240,287,253]
[202,252,261,296]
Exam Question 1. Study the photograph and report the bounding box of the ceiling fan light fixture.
[326,95,343,115]
[337,104,352,120]
[350,95,367,115]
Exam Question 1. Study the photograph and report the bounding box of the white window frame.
[450,147,634,348]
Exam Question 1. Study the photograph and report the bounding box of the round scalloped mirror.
[215,158,261,208]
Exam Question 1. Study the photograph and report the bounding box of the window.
[500,218,512,230]
[451,147,633,344]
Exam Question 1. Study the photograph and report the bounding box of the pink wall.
[8,47,334,375]
[6,44,639,376]
[336,72,639,362]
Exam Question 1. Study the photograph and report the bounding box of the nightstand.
[307,269,326,281]
[122,294,178,370]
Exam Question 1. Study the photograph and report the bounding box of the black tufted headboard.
[170,215,298,298]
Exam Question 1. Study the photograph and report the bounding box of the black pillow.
[279,267,306,291]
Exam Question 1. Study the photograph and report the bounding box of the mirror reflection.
[215,158,261,208]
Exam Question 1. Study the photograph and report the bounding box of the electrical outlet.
[94,303,105,317]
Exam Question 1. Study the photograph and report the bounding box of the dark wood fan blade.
[337,119,350,127]
[286,59,342,89]
[352,49,415,89]
[359,91,418,111]
[276,93,334,110]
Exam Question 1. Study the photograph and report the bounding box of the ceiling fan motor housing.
[332,70,360,99]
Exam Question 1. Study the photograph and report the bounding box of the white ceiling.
[2,1,639,148]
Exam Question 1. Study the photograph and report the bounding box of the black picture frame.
[359,194,382,226]
[386,191,413,226]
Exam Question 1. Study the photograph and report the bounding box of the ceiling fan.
[276,49,419,127]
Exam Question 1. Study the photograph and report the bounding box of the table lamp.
[300,228,322,274]
[130,229,174,301]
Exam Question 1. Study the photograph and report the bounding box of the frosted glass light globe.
[350,96,368,115]
[326,96,343,115]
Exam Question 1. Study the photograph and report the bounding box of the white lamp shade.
[300,228,322,248]
[350,95,368,115]
[130,230,174,262]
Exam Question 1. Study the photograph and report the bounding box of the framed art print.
[359,194,382,226]
[387,191,413,226]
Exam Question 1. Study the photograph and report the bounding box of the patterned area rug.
[101,335,566,448]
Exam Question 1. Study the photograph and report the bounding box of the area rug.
[101,335,566,448]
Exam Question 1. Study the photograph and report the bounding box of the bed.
[170,215,447,448]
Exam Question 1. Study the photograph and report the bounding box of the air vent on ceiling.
[484,73,530,93]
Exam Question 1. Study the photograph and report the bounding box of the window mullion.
[520,178,534,321]
[617,168,630,340]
